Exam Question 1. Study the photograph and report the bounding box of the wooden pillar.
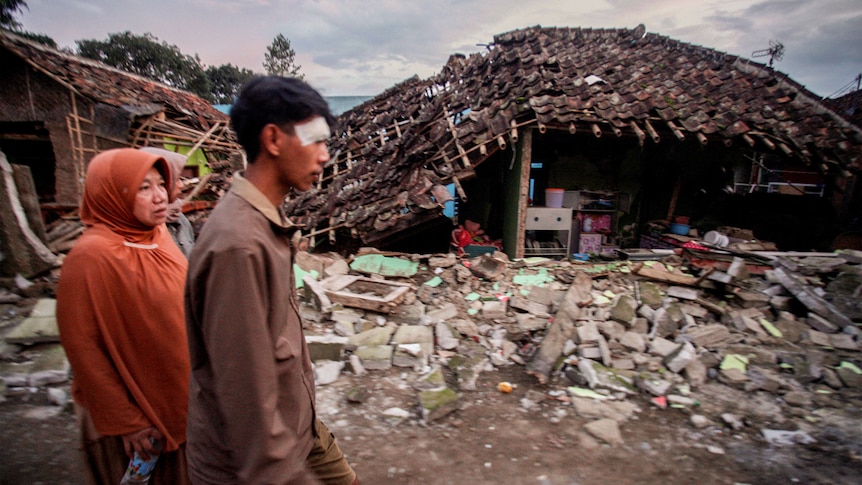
[515,130,533,259]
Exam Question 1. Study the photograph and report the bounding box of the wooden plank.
[633,264,700,286]
[322,275,413,313]
[516,129,532,259]
[773,267,854,329]
[527,271,592,384]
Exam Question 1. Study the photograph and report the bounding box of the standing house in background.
[0,30,240,209]
[0,30,240,276]
[288,25,862,255]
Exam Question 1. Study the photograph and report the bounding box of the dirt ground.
[2,360,862,485]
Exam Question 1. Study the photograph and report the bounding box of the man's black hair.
[230,76,335,163]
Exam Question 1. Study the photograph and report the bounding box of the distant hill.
[213,95,372,117]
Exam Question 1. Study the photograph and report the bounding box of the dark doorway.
[0,122,56,203]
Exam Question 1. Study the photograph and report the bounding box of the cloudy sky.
[18,0,862,98]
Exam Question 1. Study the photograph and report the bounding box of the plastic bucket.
[668,223,690,235]
[545,188,564,208]
[704,230,729,247]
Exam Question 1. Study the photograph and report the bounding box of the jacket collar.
[230,171,297,230]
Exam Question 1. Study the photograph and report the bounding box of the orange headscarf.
[57,148,190,452]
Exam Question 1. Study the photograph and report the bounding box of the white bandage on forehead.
[294,116,331,146]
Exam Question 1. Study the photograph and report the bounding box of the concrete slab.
[4,298,58,345]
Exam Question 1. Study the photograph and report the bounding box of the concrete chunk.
[392,325,434,353]
[354,345,393,370]
[419,387,460,422]
[306,334,349,362]
[638,281,664,308]
[805,312,839,333]
[637,376,672,396]
[619,332,646,353]
[508,296,550,317]
[684,358,707,387]
[667,286,700,301]
[435,322,460,350]
[609,295,638,327]
[584,418,624,445]
[576,322,601,344]
[514,313,549,332]
[481,300,508,320]
[4,299,58,344]
[523,285,564,307]
[664,342,697,373]
[314,360,344,385]
[347,325,396,347]
[648,337,679,357]
[836,362,862,388]
[830,333,859,350]
[682,324,732,347]
[423,302,459,323]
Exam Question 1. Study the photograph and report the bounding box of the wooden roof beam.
[644,119,660,143]
[666,120,685,141]
[630,121,646,146]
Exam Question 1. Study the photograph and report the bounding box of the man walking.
[185,76,358,485]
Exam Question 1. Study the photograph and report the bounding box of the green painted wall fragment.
[512,272,555,286]
[424,276,443,287]
[350,254,419,277]
[293,265,318,288]
[567,387,612,400]
[759,318,783,338]
[837,361,862,374]
[720,354,749,372]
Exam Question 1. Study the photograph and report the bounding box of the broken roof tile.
[285,25,862,244]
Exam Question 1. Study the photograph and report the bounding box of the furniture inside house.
[563,190,620,255]
[524,207,572,259]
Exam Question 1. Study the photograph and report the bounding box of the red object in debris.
[651,396,668,409]
[682,241,710,251]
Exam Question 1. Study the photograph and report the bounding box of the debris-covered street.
[2,13,862,484]
[2,245,861,484]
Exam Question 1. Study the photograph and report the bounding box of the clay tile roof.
[824,89,862,128]
[0,30,226,130]
[287,25,862,245]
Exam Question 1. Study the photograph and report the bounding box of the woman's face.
[133,167,168,226]
[172,177,185,200]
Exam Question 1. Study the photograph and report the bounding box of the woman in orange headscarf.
[57,148,190,484]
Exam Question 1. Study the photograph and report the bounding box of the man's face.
[278,116,330,192]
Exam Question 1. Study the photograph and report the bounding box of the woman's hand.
[121,426,164,460]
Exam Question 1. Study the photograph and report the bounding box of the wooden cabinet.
[524,207,572,259]
[563,191,619,254]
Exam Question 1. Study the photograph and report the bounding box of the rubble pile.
[2,247,862,451]
[295,247,862,447]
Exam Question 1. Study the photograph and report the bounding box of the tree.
[1,0,55,47]
[263,33,303,79]
[205,63,256,105]
[0,0,26,30]
[76,31,212,101]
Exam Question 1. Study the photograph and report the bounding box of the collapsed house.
[2,25,861,275]
[288,25,862,256]
[0,29,240,276]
